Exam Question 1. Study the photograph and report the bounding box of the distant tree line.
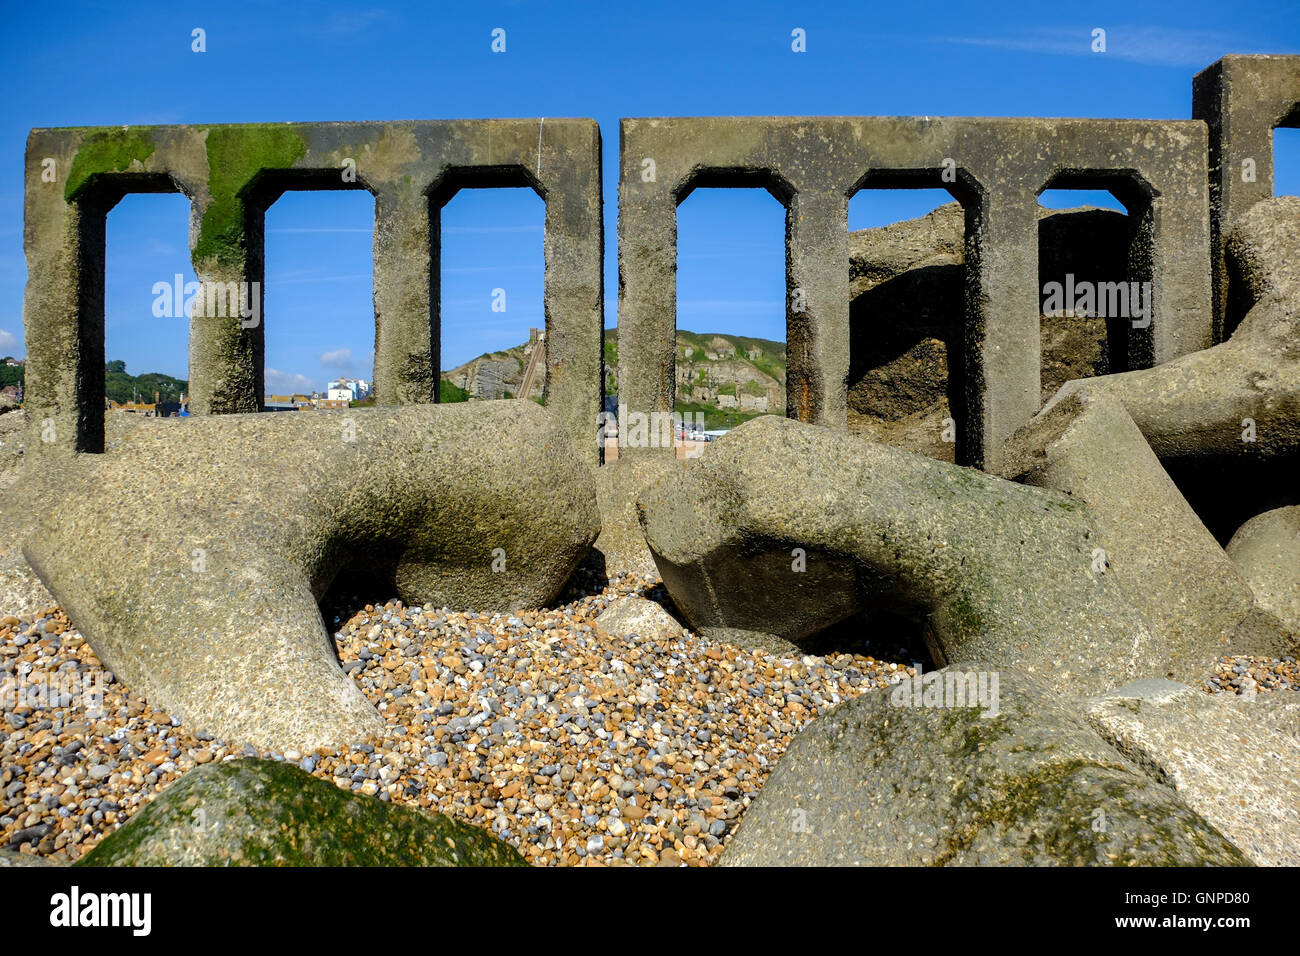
[0,361,22,390]
[104,360,188,404]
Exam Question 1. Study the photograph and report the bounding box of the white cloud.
[319,348,353,369]
[930,25,1251,68]
[264,369,317,394]
[0,329,18,351]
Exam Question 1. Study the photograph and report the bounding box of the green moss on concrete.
[195,125,308,268]
[76,758,528,867]
[946,591,988,638]
[932,757,1250,866]
[65,128,156,200]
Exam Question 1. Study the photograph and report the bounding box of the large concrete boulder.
[1226,505,1300,634]
[23,402,599,751]
[847,203,1129,462]
[1083,680,1300,867]
[721,667,1245,866]
[1003,388,1295,670]
[1046,197,1300,460]
[77,759,527,867]
[639,415,1163,696]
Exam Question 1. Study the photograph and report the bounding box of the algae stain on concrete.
[195,125,308,268]
[65,128,157,200]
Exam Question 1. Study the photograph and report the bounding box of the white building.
[326,378,371,402]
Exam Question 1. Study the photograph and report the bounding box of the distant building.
[3,358,22,367]
[266,393,313,409]
[109,391,188,417]
[326,378,371,403]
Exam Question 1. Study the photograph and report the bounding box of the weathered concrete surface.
[1046,197,1300,460]
[1003,388,1296,672]
[594,595,684,643]
[1227,505,1300,634]
[721,667,1245,866]
[1239,692,1300,740]
[22,402,599,751]
[24,119,604,461]
[77,758,527,866]
[0,849,57,867]
[1084,680,1300,867]
[0,410,56,616]
[639,415,1164,696]
[619,116,1210,470]
[1193,55,1300,336]
[591,456,685,577]
[849,203,1133,462]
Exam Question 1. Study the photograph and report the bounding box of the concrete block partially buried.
[22,119,604,462]
[1227,505,1300,634]
[721,666,1246,866]
[618,116,1210,471]
[638,415,1164,697]
[78,758,527,867]
[1084,681,1300,866]
[1002,388,1296,674]
[21,402,600,751]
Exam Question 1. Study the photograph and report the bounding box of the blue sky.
[1,0,1298,391]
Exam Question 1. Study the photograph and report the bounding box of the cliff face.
[441,339,539,402]
[443,329,788,416]
[665,330,786,414]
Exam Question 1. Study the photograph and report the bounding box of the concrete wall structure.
[1194,55,1300,339]
[617,117,1212,470]
[22,119,604,460]
[20,57,1300,473]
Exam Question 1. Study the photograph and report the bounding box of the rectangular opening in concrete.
[1035,174,1158,371]
[847,188,961,462]
[437,186,545,405]
[1274,126,1300,198]
[672,187,787,435]
[105,193,193,416]
[262,190,375,408]
[1035,187,1134,395]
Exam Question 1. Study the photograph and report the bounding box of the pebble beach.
[3,558,1297,866]
[2,564,918,866]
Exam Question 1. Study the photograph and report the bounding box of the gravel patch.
[3,570,1295,866]
[1,568,917,866]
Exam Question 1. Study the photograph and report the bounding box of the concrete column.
[543,172,604,465]
[785,188,849,428]
[616,186,678,458]
[372,186,436,405]
[21,188,107,455]
[188,196,263,415]
[1126,192,1213,370]
[962,189,1040,472]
